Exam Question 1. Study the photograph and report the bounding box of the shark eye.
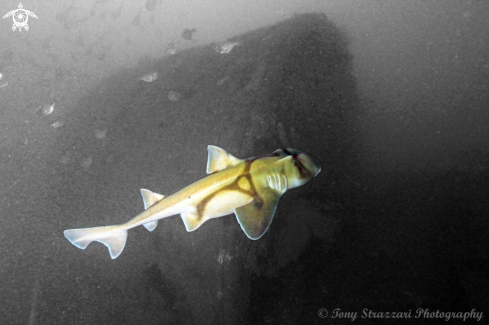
[292,154,314,180]
[272,149,288,157]
[285,148,301,155]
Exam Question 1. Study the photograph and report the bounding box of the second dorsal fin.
[140,189,165,231]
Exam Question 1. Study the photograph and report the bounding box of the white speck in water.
[80,156,92,168]
[217,76,229,86]
[94,128,107,139]
[139,72,158,82]
[60,154,70,164]
[217,249,233,264]
[41,103,55,116]
[168,90,180,101]
[51,120,64,128]
[213,41,241,54]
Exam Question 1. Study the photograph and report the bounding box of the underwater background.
[0,1,488,324]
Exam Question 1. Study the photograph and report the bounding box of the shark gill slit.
[196,160,259,220]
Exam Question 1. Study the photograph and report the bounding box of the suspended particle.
[138,72,158,82]
[60,154,70,164]
[51,120,64,128]
[94,128,107,139]
[168,90,180,101]
[80,156,92,168]
[41,103,55,116]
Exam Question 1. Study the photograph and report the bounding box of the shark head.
[274,148,321,189]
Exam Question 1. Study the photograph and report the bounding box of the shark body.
[64,145,321,259]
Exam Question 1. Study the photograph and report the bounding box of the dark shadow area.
[247,168,489,324]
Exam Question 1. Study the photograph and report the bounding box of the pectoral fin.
[234,187,283,240]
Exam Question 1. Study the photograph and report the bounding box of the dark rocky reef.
[48,13,359,324]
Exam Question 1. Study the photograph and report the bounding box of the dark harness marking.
[195,152,286,220]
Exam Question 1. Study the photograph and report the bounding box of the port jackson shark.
[64,145,321,259]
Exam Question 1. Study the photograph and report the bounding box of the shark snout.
[300,153,321,178]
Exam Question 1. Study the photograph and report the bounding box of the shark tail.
[64,225,128,259]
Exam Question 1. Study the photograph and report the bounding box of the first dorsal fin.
[140,189,165,208]
[140,189,165,231]
[206,145,244,174]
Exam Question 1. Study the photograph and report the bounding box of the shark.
[64,145,321,259]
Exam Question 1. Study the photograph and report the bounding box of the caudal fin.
[64,226,128,259]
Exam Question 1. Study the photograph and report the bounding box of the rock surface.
[21,13,360,324]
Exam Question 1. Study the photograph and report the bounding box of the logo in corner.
[3,3,38,32]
